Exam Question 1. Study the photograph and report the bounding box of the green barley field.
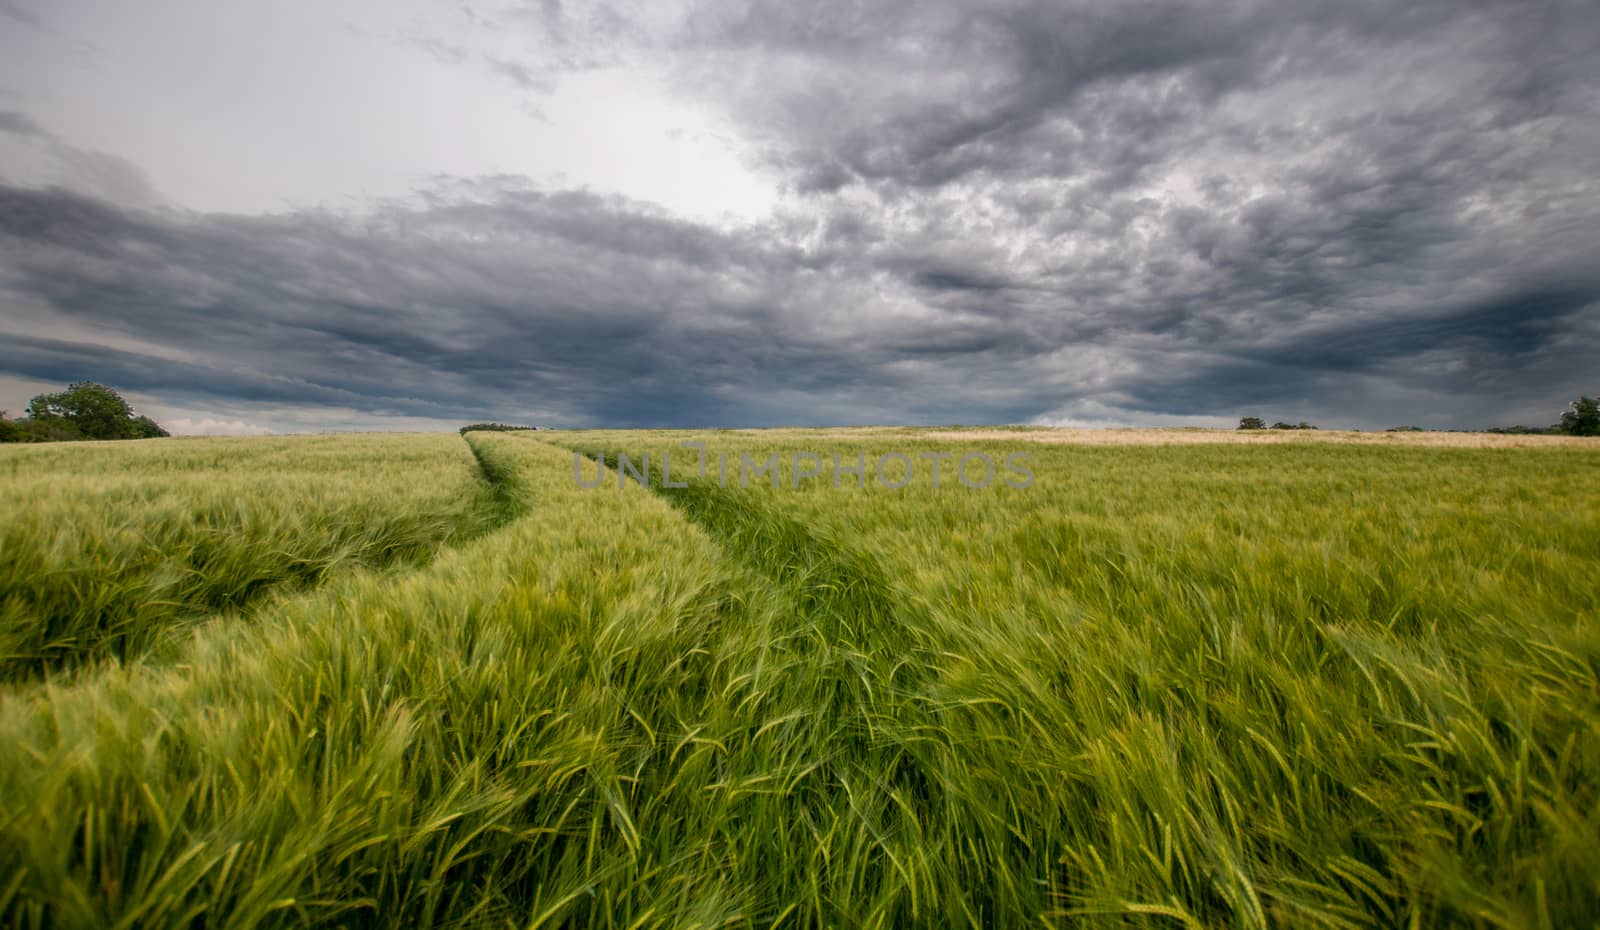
[2,429,1597,929]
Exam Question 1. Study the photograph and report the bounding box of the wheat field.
[1,429,1596,928]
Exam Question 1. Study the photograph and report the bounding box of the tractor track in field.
[2,435,532,683]
[557,443,947,791]
[461,431,532,523]
[558,443,905,633]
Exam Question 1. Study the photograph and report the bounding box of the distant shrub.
[1,417,83,442]
[1386,426,1425,432]
[129,415,170,438]
[1268,421,1318,430]
[459,423,538,435]
[1559,395,1599,436]
[1238,417,1265,430]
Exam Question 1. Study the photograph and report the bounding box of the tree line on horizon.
[1481,394,1599,435]
[1238,395,1600,436]
[4,381,1597,442]
[458,423,539,434]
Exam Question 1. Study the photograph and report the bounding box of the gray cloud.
[0,0,41,31]
[1,182,1027,427]
[674,0,1599,193]
[0,110,164,207]
[0,111,44,136]
[404,0,652,98]
[2,0,1598,429]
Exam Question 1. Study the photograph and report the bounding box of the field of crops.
[2,429,1596,928]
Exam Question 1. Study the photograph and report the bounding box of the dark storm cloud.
[1268,290,1596,372]
[1119,286,1599,423]
[0,332,427,412]
[908,268,1015,295]
[3,0,1599,428]
[675,0,1598,192]
[0,182,1050,426]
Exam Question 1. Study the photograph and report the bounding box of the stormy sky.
[2,0,1597,433]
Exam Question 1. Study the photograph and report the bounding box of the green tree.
[25,382,167,441]
[0,409,21,443]
[1238,417,1265,430]
[1559,395,1599,436]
